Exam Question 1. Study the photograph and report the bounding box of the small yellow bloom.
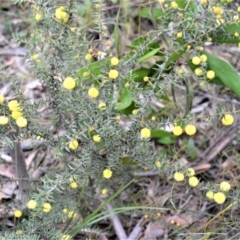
[238,6,240,13]
[68,211,77,219]
[220,181,231,192]
[109,69,119,79]
[11,111,22,120]
[85,54,92,61]
[187,168,195,177]
[16,117,28,128]
[61,234,71,240]
[32,54,39,61]
[155,160,161,168]
[83,72,89,77]
[16,230,23,235]
[206,190,214,199]
[43,203,52,213]
[214,192,226,204]
[174,172,184,182]
[101,188,108,194]
[0,116,9,125]
[200,54,207,62]
[55,7,69,23]
[8,100,20,111]
[93,134,101,143]
[177,32,182,38]
[185,124,196,136]
[172,126,183,136]
[206,70,215,79]
[103,169,112,179]
[171,1,178,9]
[27,200,37,209]
[188,176,199,187]
[192,56,201,65]
[35,13,42,21]
[95,4,101,9]
[221,114,234,126]
[105,41,111,47]
[158,0,165,3]
[70,27,75,33]
[70,181,78,188]
[140,128,151,139]
[0,94,4,103]
[14,210,22,218]
[200,0,207,5]
[213,7,223,16]
[234,32,239,37]
[98,102,106,110]
[151,116,156,121]
[63,208,68,213]
[63,77,76,90]
[88,87,99,99]
[111,57,119,66]
[195,68,203,76]
[132,109,138,115]
[68,139,78,150]
[97,51,103,57]
[178,69,184,74]
[187,45,191,50]
[143,76,149,82]
[125,82,130,88]
[115,115,121,121]
[207,37,212,42]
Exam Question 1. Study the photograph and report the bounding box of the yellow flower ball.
[158,0,165,3]
[61,235,71,240]
[220,181,231,192]
[103,169,112,179]
[185,124,197,136]
[200,0,207,5]
[115,115,121,121]
[155,160,161,168]
[83,72,89,77]
[177,32,182,38]
[174,172,184,182]
[0,94,4,103]
[221,114,234,126]
[16,117,28,128]
[109,69,119,79]
[187,45,191,50]
[101,188,108,195]
[200,54,207,62]
[55,7,69,23]
[68,211,77,219]
[151,116,156,121]
[32,54,39,61]
[35,13,42,21]
[43,203,52,213]
[194,68,203,76]
[11,111,22,120]
[192,56,201,65]
[98,102,106,110]
[213,7,223,15]
[140,128,151,139]
[172,126,183,136]
[63,77,76,90]
[88,87,99,99]
[238,6,240,12]
[125,82,130,88]
[206,70,215,80]
[70,181,78,188]
[63,208,68,213]
[70,27,75,33]
[178,69,184,74]
[93,134,101,143]
[68,139,78,150]
[206,190,214,199]
[132,109,138,115]
[171,1,178,9]
[85,54,92,60]
[8,100,20,111]
[111,57,119,66]
[187,168,195,177]
[0,116,9,125]
[16,230,23,235]
[27,200,37,209]
[214,192,226,204]
[188,176,199,187]
[143,76,149,82]
[14,210,22,218]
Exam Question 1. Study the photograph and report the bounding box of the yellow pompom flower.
[140,128,151,139]
[187,168,195,177]
[0,94,4,103]
[206,190,214,199]
[68,139,78,150]
[125,82,130,88]
[192,56,201,65]
[194,68,203,76]
[61,235,71,240]
[174,172,184,182]
[14,210,22,218]
[88,87,99,99]
[143,76,149,82]
[109,69,119,79]
[35,13,42,21]
[172,126,183,136]
[11,111,22,120]
[32,54,39,61]
[214,192,226,204]
[171,1,178,9]
[220,181,231,192]
[177,32,182,38]
[8,100,20,111]
[185,124,196,136]
[200,54,207,62]
[188,176,199,187]
[43,203,52,213]
[111,57,119,66]
[83,72,89,77]
[132,109,138,115]
[68,211,77,219]
[221,114,234,126]
[155,160,161,168]
[55,7,69,23]
[178,69,184,74]
[103,169,112,179]
[0,116,9,125]
[213,7,223,16]
[93,134,101,143]
[206,70,215,80]
[70,181,78,189]
[101,188,108,195]
[115,115,121,121]
[16,117,28,128]
[200,0,207,5]
[85,54,92,60]
[151,116,156,121]
[27,200,37,209]
[98,102,106,110]
[63,77,76,90]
